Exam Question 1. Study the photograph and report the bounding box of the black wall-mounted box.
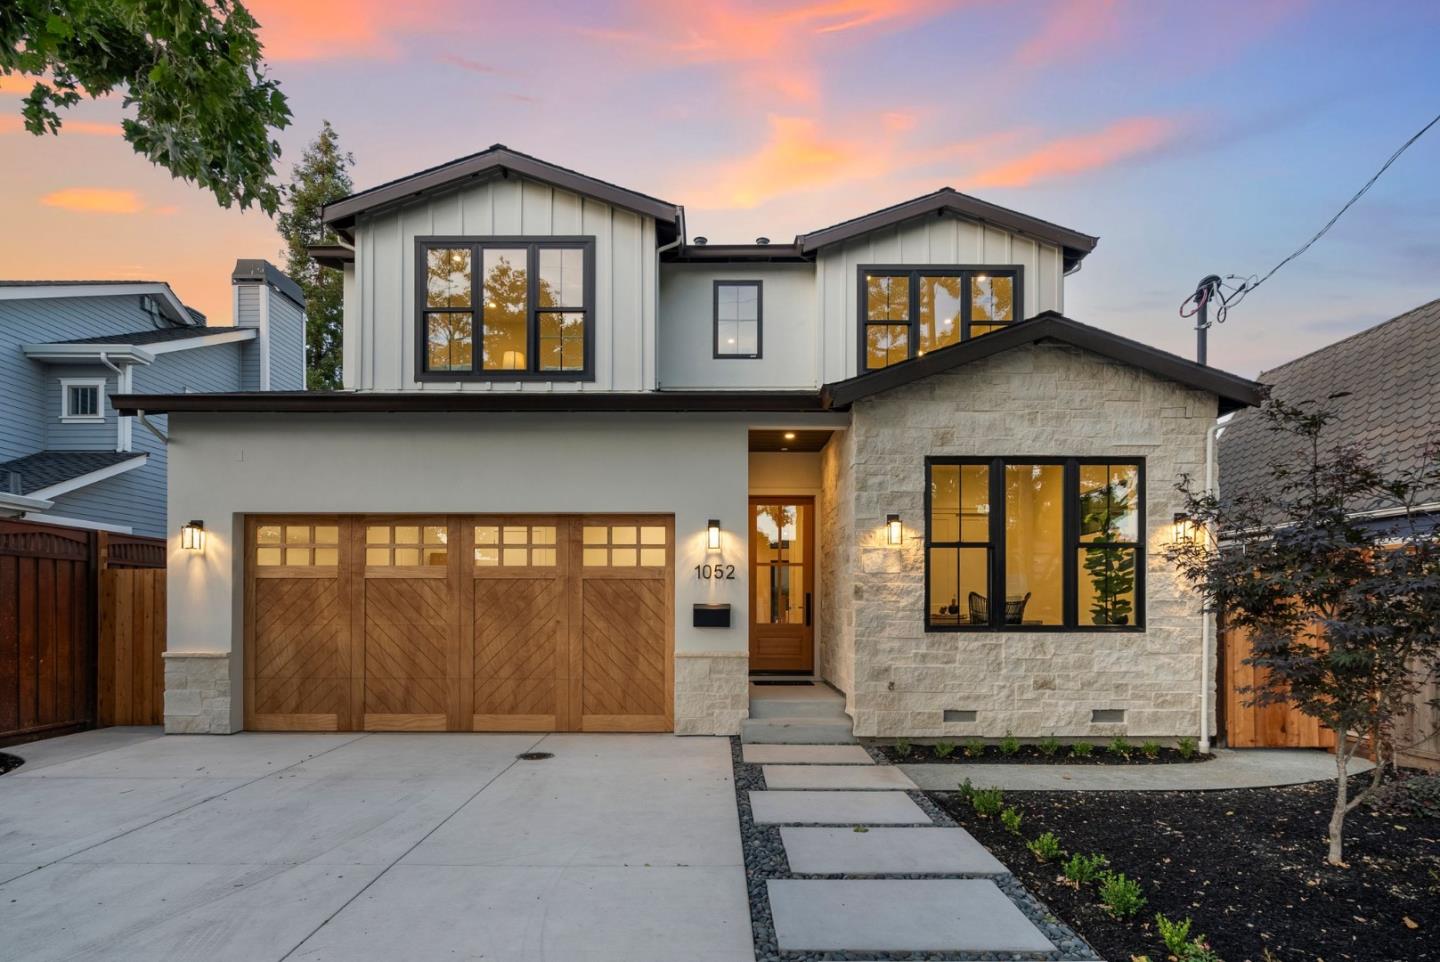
[693,603,731,628]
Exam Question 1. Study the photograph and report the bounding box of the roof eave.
[110,390,827,416]
[22,343,156,365]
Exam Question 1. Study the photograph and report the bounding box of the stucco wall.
[842,342,1215,739]
[164,412,755,732]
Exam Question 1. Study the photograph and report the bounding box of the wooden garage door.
[245,515,671,733]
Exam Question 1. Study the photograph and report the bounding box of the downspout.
[1199,419,1223,752]
[135,411,169,445]
[97,352,129,453]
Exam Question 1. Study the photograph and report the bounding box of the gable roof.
[796,188,1099,270]
[0,451,148,497]
[322,145,682,242]
[1219,297,1440,505]
[0,280,198,326]
[821,311,1262,413]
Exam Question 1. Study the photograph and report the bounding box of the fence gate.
[97,533,167,726]
[1219,614,1335,749]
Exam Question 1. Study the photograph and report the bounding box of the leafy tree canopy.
[1,0,291,213]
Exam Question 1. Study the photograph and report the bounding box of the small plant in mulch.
[962,738,986,758]
[892,737,911,757]
[970,786,1005,818]
[1176,736,1198,759]
[1155,913,1223,962]
[1140,740,1161,760]
[1061,851,1109,886]
[1070,741,1094,759]
[1368,772,1440,819]
[1037,735,1061,757]
[956,777,976,802]
[1097,870,1145,918]
[1000,805,1023,835]
[932,739,956,759]
[1107,736,1133,759]
[999,731,1021,756]
[1027,831,1064,863]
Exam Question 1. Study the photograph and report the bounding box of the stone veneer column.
[674,650,750,735]
[162,652,237,734]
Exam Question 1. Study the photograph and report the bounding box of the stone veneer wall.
[163,651,236,733]
[818,430,856,711]
[847,342,1216,739]
[674,650,750,735]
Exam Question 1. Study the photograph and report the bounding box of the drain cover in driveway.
[516,752,554,761]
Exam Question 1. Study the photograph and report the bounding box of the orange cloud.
[0,115,122,136]
[966,117,1183,188]
[41,188,146,214]
[681,115,885,208]
[1013,0,1121,66]
[244,0,454,60]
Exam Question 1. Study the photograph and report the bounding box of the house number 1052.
[695,564,736,580]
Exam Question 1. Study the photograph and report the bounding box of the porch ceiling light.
[181,519,206,552]
[707,519,722,550]
[886,513,902,545]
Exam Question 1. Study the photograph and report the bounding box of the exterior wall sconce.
[886,513,902,545]
[707,519,722,550]
[181,520,206,552]
[1172,512,1196,545]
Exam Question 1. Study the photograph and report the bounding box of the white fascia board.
[20,512,131,533]
[22,343,155,365]
[28,454,148,501]
[145,328,257,354]
[0,491,56,515]
[0,282,196,325]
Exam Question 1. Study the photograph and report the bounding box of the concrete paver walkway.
[0,728,753,962]
[899,747,1372,791]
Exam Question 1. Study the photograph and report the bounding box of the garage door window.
[582,524,667,567]
[474,525,557,567]
[366,524,448,567]
[256,523,339,567]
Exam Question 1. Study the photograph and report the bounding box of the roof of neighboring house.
[321,144,683,242]
[1219,297,1440,507]
[0,279,198,325]
[52,326,219,346]
[232,259,306,309]
[0,279,169,287]
[0,451,147,496]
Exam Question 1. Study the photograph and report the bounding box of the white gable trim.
[0,282,197,325]
[28,454,148,501]
[20,512,132,534]
[146,328,257,354]
[23,343,154,365]
[0,491,55,516]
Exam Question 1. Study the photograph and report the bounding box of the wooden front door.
[748,498,814,673]
[245,514,672,732]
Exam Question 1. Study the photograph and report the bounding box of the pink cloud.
[244,0,455,61]
[1013,0,1121,66]
[965,116,1184,188]
[41,188,146,214]
[0,115,122,137]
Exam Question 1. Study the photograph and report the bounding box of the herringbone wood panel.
[581,579,667,718]
[474,577,563,718]
[252,578,347,716]
[363,578,450,716]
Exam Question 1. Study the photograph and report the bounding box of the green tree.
[1166,399,1440,865]
[1,0,291,212]
[277,121,353,390]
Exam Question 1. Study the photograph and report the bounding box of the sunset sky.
[2,0,1438,376]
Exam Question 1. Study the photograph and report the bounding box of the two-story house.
[115,146,1261,739]
[0,263,305,536]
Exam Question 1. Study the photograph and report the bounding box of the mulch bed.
[930,775,1440,962]
[878,743,1213,765]
[0,751,23,775]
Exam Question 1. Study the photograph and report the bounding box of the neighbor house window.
[925,457,1143,631]
[714,281,762,358]
[416,238,594,380]
[860,267,1020,371]
[60,379,104,421]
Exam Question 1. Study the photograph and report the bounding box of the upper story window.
[859,267,1020,371]
[713,281,762,358]
[416,237,595,381]
[60,379,105,422]
[925,457,1144,632]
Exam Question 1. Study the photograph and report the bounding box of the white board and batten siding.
[351,174,658,393]
[815,214,1067,383]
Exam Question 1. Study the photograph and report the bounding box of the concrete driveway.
[0,729,753,962]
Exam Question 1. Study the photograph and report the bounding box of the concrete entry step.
[746,683,848,719]
[740,717,855,744]
[749,791,931,826]
[762,765,916,790]
[779,826,1008,875]
[741,744,873,765]
[767,878,1056,953]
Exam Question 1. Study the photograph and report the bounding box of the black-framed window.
[925,457,1144,632]
[415,236,595,380]
[859,266,1021,371]
[713,280,762,358]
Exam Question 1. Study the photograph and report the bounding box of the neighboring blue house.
[0,261,305,537]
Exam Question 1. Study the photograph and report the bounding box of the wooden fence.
[0,519,165,745]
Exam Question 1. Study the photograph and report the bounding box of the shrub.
[1156,913,1223,962]
[893,737,911,757]
[971,786,1005,818]
[1037,736,1060,757]
[1070,741,1094,759]
[1108,736,1133,758]
[1368,773,1440,819]
[1000,806,1023,835]
[963,738,986,758]
[956,778,975,802]
[1061,851,1109,885]
[1177,736,1198,760]
[999,732,1021,756]
[1027,831,1063,863]
[933,740,956,759]
[1097,871,1146,918]
[1140,740,1161,760]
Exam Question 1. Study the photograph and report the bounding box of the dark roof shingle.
[52,326,222,346]
[0,451,146,495]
